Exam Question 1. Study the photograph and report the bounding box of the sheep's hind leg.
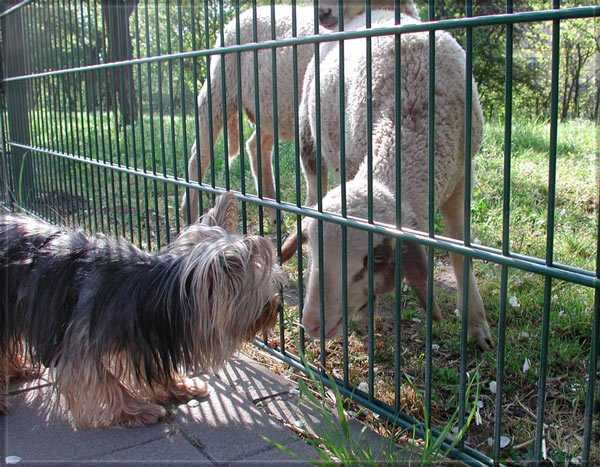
[247,130,278,224]
[441,184,492,350]
[182,140,204,224]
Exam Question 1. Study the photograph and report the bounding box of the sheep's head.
[317,0,366,28]
[318,0,419,28]
[282,181,435,340]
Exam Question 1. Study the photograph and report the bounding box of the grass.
[15,111,599,463]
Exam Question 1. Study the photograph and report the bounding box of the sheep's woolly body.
[182,3,419,222]
[296,11,492,348]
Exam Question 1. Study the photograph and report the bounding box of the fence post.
[1,3,33,208]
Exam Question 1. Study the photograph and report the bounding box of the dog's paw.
[0,395,11,414]
[169,376,210,401]
[119,403,167,427]
[468,321,493,350]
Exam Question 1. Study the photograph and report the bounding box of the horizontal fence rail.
[1,1,598,465]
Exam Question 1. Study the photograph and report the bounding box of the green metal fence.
[1,1,598,464]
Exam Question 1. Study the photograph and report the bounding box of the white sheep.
[282,11,492,349]
[318,0,420,27]
[181,5,324,224]
[182,2,419,224]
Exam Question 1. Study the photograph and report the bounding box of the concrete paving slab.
[2,389,173,463]
[242,439,317,466]
[173,376,301,464]
[217,354,294,402]
[95,433,210,464]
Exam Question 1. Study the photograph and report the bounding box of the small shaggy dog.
[0,192,283,427]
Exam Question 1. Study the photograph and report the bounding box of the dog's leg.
[1,349,37,414]
[0,354,10,413]
[56,361,167,428]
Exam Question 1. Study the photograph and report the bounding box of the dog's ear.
[281,224,308,263]
[202,192,239,233]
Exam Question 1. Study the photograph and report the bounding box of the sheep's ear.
[281,225,308,263]
[201,192,239,233]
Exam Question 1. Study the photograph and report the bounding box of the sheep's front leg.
[441,185,492,350]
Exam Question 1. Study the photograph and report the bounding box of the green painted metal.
[2,2,598,465]
[493,1,513,464]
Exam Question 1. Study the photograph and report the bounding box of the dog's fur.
[0,193,283,428]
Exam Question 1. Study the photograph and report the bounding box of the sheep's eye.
[373,252,386,263]
[373,242,391,264]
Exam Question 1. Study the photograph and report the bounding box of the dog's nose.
[318,8,338,27]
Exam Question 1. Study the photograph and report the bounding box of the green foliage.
[416,0,599,120]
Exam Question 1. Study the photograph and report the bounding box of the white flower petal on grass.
[500,436,511,448]
[5,456,21,465]
[432,344,440,351]
[522,358,531,374]
[358,382,369,393]
[489,381,497,394]
[412,317,421,323]
[509,296,520,308]
[542,437,547,459]
[475,406,482,426]
[485,437,511,449]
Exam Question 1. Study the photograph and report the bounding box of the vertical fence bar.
[80,0,99,233]
[582,217,599,462]
[202,0,216,207]
[190,0,204,225]
[268,1,285,353]
[338,0,349,387]
[534,0,560,461]
[251,0,264,233]
[365,0,376,402]
[233,1,246,233]
[458,0,473,449]
[134,1,151,249]
[155,1,170,243]
[425,0,436,427]
[493,1,513,464]
[145,0,161,247]
[218,0,230,192]
[393,0,404,411]
[290,0,306,353]
[2,4,33,210]
[178,0,191,229]
[310,0,326,367]
[165,2,180,234]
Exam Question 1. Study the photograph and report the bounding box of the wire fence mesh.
[1,1,598,464]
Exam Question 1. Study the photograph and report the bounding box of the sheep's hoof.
[469,321,493,350]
